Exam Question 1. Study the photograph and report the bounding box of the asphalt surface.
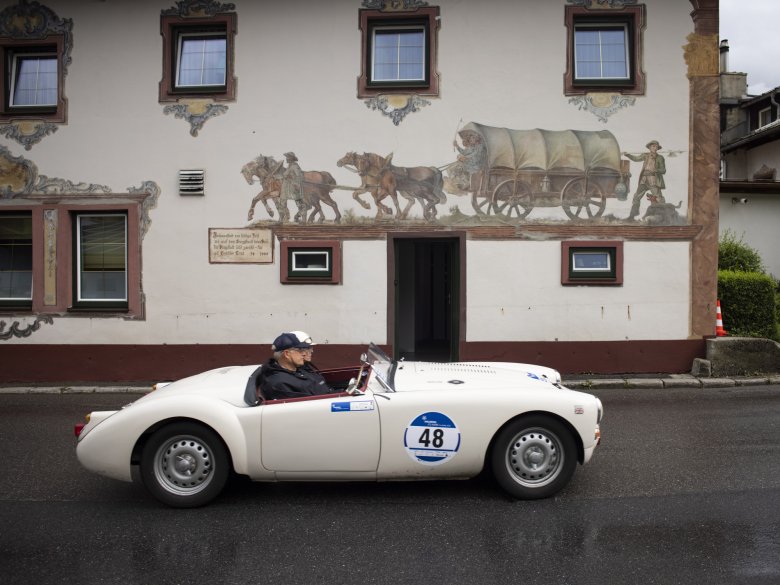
[1,386,779,585]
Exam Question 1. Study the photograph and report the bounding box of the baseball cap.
[271,332,312,352]
[289,330,316,346]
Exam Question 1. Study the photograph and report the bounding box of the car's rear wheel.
[140,422,229,508]
[491,415,577,499]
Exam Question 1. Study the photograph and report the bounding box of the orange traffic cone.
[715,300,728,337]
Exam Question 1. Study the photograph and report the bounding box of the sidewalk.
[2,373,780,393]
[563,373,780,390]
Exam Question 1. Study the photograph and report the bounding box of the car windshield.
[366,342,396,392]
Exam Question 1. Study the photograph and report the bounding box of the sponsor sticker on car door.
[404,411,461,466]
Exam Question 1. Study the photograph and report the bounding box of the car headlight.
[596,398,604,424]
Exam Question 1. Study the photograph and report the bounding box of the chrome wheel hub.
[154,435,214,495]
[506,428,563,488]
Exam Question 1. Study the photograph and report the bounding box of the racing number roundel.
[404,412,461,466]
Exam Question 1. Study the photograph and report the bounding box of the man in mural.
[451,129,487,192]
[624,140,666,220]
[258,332,333,400]
[280,152,306,223]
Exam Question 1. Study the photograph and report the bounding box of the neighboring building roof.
[722,118,780,153]
[719,179,780,195]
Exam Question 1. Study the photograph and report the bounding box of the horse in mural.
[336,152,445,220]
[242,156,341,223]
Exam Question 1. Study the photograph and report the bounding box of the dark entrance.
[393,237,460,362]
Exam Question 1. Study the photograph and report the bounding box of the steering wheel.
[346,364,366,395]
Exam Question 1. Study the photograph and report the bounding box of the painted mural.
[243,122,685,227]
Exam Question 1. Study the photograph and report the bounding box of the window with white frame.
[75,214,127,305]
[176,32,226,89]
[0,38,66,121]
[358,6,440,98]
[758,107,772,128]
[573,24,629,81]
[0,213,33,307]
[159,11,236,102]
[561,241,623,285]
[371,26,425,83]
[564,4,645,95]
[9,52,57,107]
[280,240,342,284]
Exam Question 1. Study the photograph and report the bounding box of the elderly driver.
[259,332,332,400]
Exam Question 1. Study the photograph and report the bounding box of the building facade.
[720,42,780,278]
[1,0,720,383]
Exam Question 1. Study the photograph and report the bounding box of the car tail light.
[74,413,91,437]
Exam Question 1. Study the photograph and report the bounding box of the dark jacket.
[258,359,333,400]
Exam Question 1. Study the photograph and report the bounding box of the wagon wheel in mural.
[560,177,606,219]
[491,179,534,220]
[470,190,493,215]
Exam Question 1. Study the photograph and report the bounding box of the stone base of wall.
[1,339,705,384]
[706,337,780,376]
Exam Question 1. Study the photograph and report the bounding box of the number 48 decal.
[404,412,461,466]
[418,428,445,448]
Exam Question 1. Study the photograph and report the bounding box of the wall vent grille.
[179,170,205,196]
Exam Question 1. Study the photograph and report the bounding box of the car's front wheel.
[140,422,229,508]
[491,415,577,499]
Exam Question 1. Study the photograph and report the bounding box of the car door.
[260,392,380,473]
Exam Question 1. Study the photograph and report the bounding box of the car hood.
[392,361,562,391]
[135,365,259,408]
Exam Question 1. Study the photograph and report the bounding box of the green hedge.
[717,270,778,339]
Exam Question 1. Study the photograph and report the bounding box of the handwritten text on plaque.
[209,228,273,264]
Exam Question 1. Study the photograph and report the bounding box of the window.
[758,107,772,129]
[281,240,341,284]
[372,26,425,83]
[160,13,236,101]
[0,38,66,121]
[10,52,57,107]
[574,25,629,81]
[74,213,127,307]
[564,5,645,95]
[0,213,32,308]
[0,202,143,317]
[176,32,226,89]
[562,241,623,285]
[358,6,440,98]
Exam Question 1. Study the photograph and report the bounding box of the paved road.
[0,387,778,585]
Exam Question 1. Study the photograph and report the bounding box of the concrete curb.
[563,375,780,390]
[0,386,152,395]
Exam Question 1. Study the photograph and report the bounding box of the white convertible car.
[75,344,602,507]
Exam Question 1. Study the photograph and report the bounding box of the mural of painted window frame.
[357,6,440,98]
[564,5,646,96]
[3,203,144,317]
[73,213,128,310]
[159,12,237,102]
[0,212,33,309]
[280,240,342,284]
[561,241,623,286]
[0,37,67,122]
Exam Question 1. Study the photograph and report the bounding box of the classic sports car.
[75,344,602,507]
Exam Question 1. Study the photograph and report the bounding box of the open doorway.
[392,237,461,362]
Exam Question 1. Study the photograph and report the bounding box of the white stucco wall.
[719,192,780,279]
[3,0,696,346]
[467,241,690,342]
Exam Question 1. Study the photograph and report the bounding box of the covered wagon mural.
[242,121,685,227]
